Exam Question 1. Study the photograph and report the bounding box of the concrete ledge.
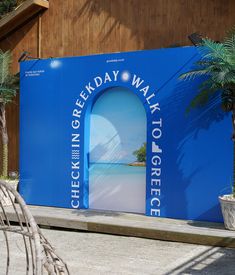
[3,205,235,248]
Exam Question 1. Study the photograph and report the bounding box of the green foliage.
[0,175,10,180]
[180,29,235,112]
[0,49,18,178]
[0,0,17,18]
[133,142,146,162]
[0,50,18,104]
[179,28,235,198]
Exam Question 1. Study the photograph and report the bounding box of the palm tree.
[180,29,235,197]
[0,50,18,178]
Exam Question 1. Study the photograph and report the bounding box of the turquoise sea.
[89,163,146,175]
[89,163,146,213]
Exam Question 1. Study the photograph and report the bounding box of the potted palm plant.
[0,49,19,206]
[179,30,235,230]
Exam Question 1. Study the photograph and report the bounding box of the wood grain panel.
[0,16,38,173]
[0,0,235,172]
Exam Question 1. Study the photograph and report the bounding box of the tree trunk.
[0,103,8,178]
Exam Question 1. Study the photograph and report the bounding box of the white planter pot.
[219,194,235,230]
[0,180,18,207]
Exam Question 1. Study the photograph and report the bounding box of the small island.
[128,161,146,167]
[129,142,146,167]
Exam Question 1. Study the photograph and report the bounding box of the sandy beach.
[89,163,146,213]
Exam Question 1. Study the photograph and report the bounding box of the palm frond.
[0,50,18,104]
[196,60,217,66]
[179,27,235,116]
[224,25,235,55]
[0,86,16,103]
[0,50,11,85]
[179,69,210,81]
[226,54,235,66]
[6,74,19,88]
[199,78,220,90]
[223,71,235,85]
[224,33,235,55]
[225,26,235,41]
[198,39,226,61]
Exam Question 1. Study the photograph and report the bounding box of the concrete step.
[4,205,235,248]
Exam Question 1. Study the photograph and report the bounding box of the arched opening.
[89,87,147,213]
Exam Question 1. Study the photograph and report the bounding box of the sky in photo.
[89,87,147,164]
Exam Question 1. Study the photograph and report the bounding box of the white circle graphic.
[121,71,131,82]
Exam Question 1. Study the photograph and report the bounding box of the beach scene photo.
[89,87,147,213]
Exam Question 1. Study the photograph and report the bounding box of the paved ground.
[1,228,235,275]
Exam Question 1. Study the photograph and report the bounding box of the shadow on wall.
[75,0,234,50]
[0,16,37,52]
[158,76,231,221]
[75,0,181,49]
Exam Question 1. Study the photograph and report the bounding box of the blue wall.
[20,47,232,222]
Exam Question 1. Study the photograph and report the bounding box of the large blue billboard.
[20,47,232,222]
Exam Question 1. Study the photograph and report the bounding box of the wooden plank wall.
[0,0,235,172]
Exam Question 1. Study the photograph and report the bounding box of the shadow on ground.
[164,244,235,275]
